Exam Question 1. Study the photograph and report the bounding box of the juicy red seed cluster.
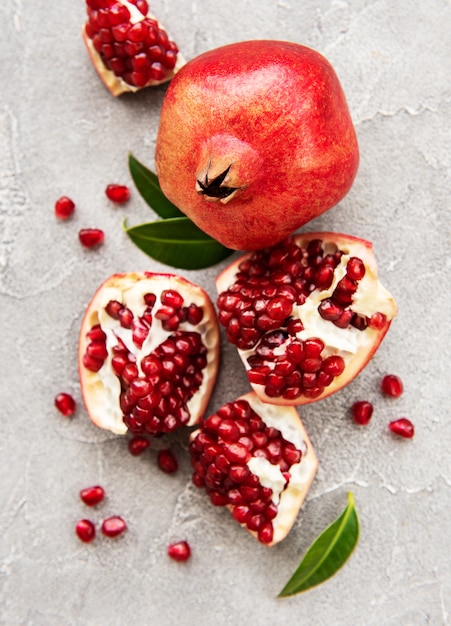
[167,540,191,562]
[85,0,179,88]
[189,399,303,545]
[54,392,77,417]
[246,331,345,400]
[217,237,344,351]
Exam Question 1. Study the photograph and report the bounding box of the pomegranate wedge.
[216,233,397,406]
[190,392,318,546]
[79,272,220,435]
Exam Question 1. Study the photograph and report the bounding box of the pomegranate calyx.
[196,166,241,201]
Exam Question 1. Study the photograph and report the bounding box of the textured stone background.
[1,1,450,624]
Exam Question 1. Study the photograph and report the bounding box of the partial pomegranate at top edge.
[78,272,220,435]
[216,232,397,406]
[82,0,185,96]
[155,40,359,250]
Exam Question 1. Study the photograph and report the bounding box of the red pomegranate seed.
[105,184,130,204]
[75,519,96,543]
[381,374,404,397]
[157,449,179,473]
[101,516,127,537]
[389,418,414,439]
[54,392,76,417]
[352,400,374,425]
[167,540,191,562]
[128,435,150,456]
[79,228,105,248]
[55,196,75,219]
[346,257,366,280]
[80,485,105,506]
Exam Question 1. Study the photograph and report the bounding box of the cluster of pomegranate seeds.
[190,399,303,545]
[76,519,96,543]
[105,183,130,204]
[80,485,105,506]
[54,392,76,417]
[101,515,127,537]
[381,374,404,397]
[157,449,178,473]
[167,540,191,562]
[128,435,151,455]
[85,0,179,88]
[82,289,208,435]
[55,196,75,219]
[352,400,374,425]
[79,228,105,248]
[389,418,414,439]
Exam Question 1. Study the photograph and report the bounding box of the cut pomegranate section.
[79,272,220,435]
[189,392,318,546]
[82,0,185,96]
[216,232,397,406]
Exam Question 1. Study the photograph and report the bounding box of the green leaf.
[123,217,233,270]
[128,153,184,219]
[278,492,360,597]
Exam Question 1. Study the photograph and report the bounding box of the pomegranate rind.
[82,11,185,97]
[79,272,220,434]
[216,232,397,406]
[190,391,318,547]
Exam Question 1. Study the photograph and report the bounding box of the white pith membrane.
[190,392,318,546]
[79,272,220,434]
[216,232,397,406]
[82,1,185,96]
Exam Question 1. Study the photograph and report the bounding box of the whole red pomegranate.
[155,40,359,250]
[216,232,397,405]
[79,272,220,435]
[190,392,318,546]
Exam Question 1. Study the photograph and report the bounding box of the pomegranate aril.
[157,449,178,473]
[258,522,274,544]
[346,257,366,280]
[389,418,414,439]
[54,392,76,417]
[80,485,105,506]
[381,374,404,398]
[352,400,374,425]
[105,183,130,203]
[55,196,75,219]
[83,353,104,372]
[167,540,191,562]
[128,435,150,455]
[79,228,104,248]
[318,298,343,321]
[101,516,127,537]
[76,519,96,543]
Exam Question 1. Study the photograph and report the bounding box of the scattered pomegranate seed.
[55,196,75,219]
[128,435,151,456]
[75,519,96,543]
[101,516,127,537]
[389,418,414,439]
[54,392,76,417]
[381,374,404,397]
[80,485,105,506]
[157,449,178,474]
[105,184,131,204]
[79,228,105,248]
[352,400,374,425]
[167,540,191,562]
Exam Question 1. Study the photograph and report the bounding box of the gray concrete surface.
[1,1,450,624]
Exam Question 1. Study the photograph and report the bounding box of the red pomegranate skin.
[156,40,359,251]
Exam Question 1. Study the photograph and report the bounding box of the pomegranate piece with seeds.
[54,392,76,417]
[79,228,105,248]
[80,485,105,506]
[167,540,191,562]
[55,196,75,219]
[76,519,96,543]
[101,515,127,537]
[216,232,397,406]
[79,272,220,435]
[389,418,415,439]
[381,374,404,398]
[82,0,185,96]
[189,392,318,546]
[105,184,130,204]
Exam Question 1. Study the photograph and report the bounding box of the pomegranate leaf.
[278,492,359,597]
[123,217,233,270]
[128,153,184,219]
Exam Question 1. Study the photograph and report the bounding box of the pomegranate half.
[216,232,397,405]
[79,272,220,435]
[190,392,318,546]
[155,40,359,250]
[82,0,185,96]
